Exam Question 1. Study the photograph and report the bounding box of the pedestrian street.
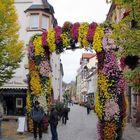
[1,104,140,140]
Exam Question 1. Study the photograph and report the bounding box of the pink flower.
[54,26,62,44]
[86,22,97,43]
[39,61,51,77]
[71,22,80,41]
[105,99,119,120]
[42,31,48,46]
[28,41,34,59]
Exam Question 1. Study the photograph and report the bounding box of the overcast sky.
[48,0,111,83]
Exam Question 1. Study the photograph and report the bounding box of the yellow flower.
[93,26,104,52]
[33,36,45,56]
[47,77,52,96]
[30,71,42,96]
[104,122,116,140]
[61,33,70,47]
[26,92,31,112]
[95,72,113,119]
[47,29,56,52]
[78,22,89,48]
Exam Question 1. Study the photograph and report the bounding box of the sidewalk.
[124,123,140,140]
[1,120,31,140]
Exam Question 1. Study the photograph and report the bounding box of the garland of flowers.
[95,29,127,140]
[27,22,127,139]
[27,35,53,131]
[42,21,98,52]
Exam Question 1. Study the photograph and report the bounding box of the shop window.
[16,98,23,108]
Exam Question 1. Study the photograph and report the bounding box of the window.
[30,14,39,29]
[16,98,23,108]
[42,15,49,30]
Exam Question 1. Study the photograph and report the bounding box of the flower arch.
[27,21,127,139]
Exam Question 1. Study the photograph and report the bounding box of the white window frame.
[41,15,49,30]
[16,98,23,108]
[29,14,39,29]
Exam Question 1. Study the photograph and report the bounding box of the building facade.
[86,56,98,106]
[76,53,97,104]
[0,0,63,116]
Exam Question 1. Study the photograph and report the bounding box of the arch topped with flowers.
[27,21,127,140]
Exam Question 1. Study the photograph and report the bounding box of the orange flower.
[29,59,36,71]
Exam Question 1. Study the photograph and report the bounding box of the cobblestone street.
[1,105,140,140]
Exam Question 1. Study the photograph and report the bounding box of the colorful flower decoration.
[27,21,127,139]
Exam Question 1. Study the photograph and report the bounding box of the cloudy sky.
[48,0,111,83]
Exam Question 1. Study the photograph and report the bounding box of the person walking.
[62,105,69,124]
[49,105,59,140]
[31,100,44,140]
[86,102,91,115]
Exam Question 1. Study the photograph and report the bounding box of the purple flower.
[103,51,119,76]
[86,22,97,43]
[71,22,80,41]
[54,26,62,44]
[28,41,34,59]
[42,31,48,46]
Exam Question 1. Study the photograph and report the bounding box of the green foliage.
[124,66,140,91]
[112,19,140,57]
[0,0,23,86]
[63,91,71,101]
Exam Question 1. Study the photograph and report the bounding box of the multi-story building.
[86,55,98,106]
[76,53,96,103]
[0,0,63,116]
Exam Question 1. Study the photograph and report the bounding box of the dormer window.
[26,11,51,31]
[30,14,39,29]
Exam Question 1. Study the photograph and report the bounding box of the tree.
[0,0,23,86]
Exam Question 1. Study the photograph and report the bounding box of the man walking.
[62,105,69,124]
[31,100,44,140]
[49,105,59,140]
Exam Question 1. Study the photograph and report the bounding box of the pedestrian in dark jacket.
[49,106,59,140]
[86,102,91,115]
[62,106,69,124]
[31,100,44,140]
